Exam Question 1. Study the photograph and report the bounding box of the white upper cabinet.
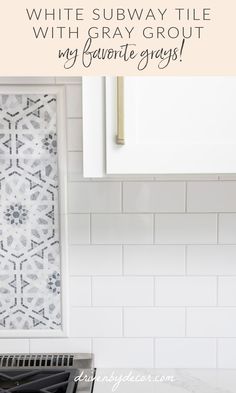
[83,76,236,177]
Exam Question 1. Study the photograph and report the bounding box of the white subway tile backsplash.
[124,308,185,337]
[187,245,236,275]
[93,339,154,367]
[155,339,217,368]
[155,214,217,244]
[155,277,217,306]
[218,277,236,306]
[4,78,236,368]
[69,245,122,276]
[70,308,122,337]
[219,214,236,243]
[92,214,153,244]
[187,181,236,212]
[218,339,236,368]
[124,245,185,275]
[123,182,185,212]
[68,182,121,213]
[92,277,154,306]
[66,85,82,118]
[30,338,91,354]
[187,308,236,337]
[68,214,90,244]
[68,152,83,181]
[67,118,83,151]
[0,339,29,353]
[70,277,91,307]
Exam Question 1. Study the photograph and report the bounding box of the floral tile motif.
[0,94,61,330]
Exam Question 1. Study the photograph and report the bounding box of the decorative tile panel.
[0,94,61,330]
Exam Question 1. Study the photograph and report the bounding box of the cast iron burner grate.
[0,368,78,393]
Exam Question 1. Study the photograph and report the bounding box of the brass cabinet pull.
[116,76,125,145]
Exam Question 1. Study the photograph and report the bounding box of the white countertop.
[92,369,236,393]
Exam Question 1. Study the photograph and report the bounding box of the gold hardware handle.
[116,77,125,145]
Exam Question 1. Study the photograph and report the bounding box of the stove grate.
[0,355,75,368]
[0,368,78,393]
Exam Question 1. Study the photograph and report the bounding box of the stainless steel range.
[0,354,95,393]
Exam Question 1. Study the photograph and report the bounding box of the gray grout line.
[70,274,236,278]
[70,305,236,309]
[68,178,236,182]
[69,242,235,246]
[70,239,236,245]
[66,210,236,214]
[68,240,236,246]
[216,276,219,307]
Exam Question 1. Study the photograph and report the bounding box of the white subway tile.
[93,339,154,367]
[156,277,217,306]
[155,214,217,244]
[69,245,122,275]
[92,214,153,244]
[124,245,185,275]
[123,182,185,212]
[92,277,154,306]
[187,245,236,275]
[66,85,82,118]
[67,118,83,151]
[68,152,83,181]
[70,277,91,307]
[68,183,121,213]
[187,308,236,337]
[68,214,90,244]
[30,338,91,354]
[155,339,217,368]
[124,308,185,337]
[70,308,122,337]
[218,277,236,306]
[0,339,29,353]
[187,181,236,212]
[219,214,236,243]
[218,339,236,368]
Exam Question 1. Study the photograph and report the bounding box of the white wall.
[1,77,236,368]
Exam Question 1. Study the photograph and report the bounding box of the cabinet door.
[106,77,236,174]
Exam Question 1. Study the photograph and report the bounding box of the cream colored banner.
[0,0,235,75]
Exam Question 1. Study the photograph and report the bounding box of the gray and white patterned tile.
[0,94,61,330]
